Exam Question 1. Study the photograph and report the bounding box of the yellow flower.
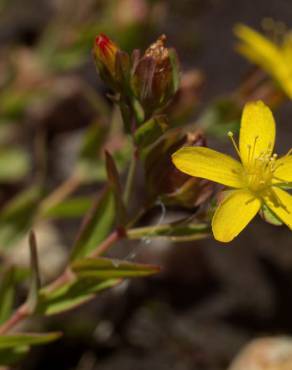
[234,23,292,98]
[172,101,292,242]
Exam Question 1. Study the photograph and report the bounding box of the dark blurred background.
[1,0,292,369]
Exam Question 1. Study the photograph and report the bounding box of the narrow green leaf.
[105,151,127,224]
[0,332,62,349]
[105,151,122,191]
[37,278,120,316]
[26,231,41,312]
[70,187,116,261]
[0,268,15,325]
[127,222,210,242]
[43,196,92,219]
[71,257,160,279]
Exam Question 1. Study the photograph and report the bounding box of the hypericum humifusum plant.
[0,24,291,365]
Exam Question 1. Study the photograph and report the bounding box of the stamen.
[227,131,241,159]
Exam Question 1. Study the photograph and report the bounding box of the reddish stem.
[90,228,125,258]
[42,267,75,295]
[0,304,29,335]
[0,228,125,334]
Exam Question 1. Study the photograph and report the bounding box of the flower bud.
[93,34,120,82]
[131,35,179,118]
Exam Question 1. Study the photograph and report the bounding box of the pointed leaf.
[127,222,210,242]
[37,278,120,316]
[0,332,62,349]
[105,151,127,224]
[71,257,160,279]
[70,187,116,261]
[43,196,92,219]
[0,268,15,325]
[26,231,41,312]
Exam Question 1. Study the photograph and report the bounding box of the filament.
[227,131,241,159]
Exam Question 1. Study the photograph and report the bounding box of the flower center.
[227,131,281,195]
[244,152,277,193]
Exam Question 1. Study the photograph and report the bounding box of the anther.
[227,131,241,159]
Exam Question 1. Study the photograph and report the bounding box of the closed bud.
[131,35,179,119]
[93,34,120,82]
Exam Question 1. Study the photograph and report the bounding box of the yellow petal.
[234,24,284,77]
[212,189,261,242]
[277,74,292,99]
[235,24,292,99]
[278,35,292,98]
[264,187,292,229]
[172,147,244,188]
[239,101,276,167]
[274,154,292,183]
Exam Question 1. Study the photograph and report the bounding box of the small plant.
[0,20,291,366]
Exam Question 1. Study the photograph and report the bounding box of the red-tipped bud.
[93,34,119,78]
